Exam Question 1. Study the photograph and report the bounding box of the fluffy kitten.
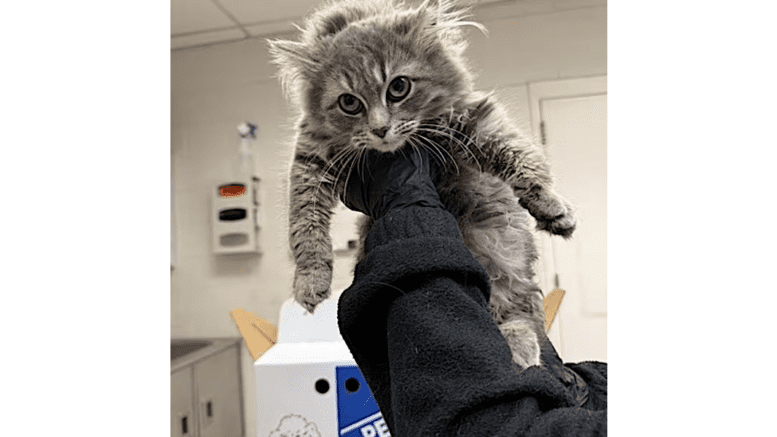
[269,0,575,369]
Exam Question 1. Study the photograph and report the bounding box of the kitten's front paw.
[521,190,576,238]
[536,208,576,239]
[293,264,332,314]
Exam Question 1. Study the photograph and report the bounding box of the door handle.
[200,397,215,429]
[180,411,190,435]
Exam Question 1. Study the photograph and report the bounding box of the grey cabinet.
[171,339,243,437]
[172,366,196,437]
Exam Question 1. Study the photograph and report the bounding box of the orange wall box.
[212,122,261,255]
[211,178,261,255]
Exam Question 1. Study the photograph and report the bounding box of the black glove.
[340,147,444,218]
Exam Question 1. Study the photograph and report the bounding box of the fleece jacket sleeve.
[337,205,607,437]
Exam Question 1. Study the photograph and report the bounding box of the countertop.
[171,337,241,373]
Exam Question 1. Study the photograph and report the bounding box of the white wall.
[171,1,606,435]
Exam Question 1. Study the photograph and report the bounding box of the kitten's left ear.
[267,38,323,96]
[267,39,321,73]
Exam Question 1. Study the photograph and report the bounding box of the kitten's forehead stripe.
[361,57,374,84]
[372,66,383,85]
[343,71,355,91]
[339,77,351,93]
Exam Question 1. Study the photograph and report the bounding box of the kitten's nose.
[371,126,389,138]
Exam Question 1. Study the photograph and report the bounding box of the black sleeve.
[337,206,607,436]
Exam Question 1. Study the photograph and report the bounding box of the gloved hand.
[340,146,444,219]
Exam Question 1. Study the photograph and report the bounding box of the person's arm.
[337,149,606,436]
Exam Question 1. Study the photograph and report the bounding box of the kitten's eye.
[338,94,363,115]
[387,76,411,102]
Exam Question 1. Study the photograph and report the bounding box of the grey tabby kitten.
[269,0,575,369]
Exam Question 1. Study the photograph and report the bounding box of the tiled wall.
[171,2,606,435]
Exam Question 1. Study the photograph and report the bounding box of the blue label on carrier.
[336,365,390,436]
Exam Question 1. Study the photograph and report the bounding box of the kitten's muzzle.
[371,126,389,138]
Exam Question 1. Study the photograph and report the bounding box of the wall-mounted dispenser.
[211,122,261,255]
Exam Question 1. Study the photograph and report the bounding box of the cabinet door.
[195,346,243,437]
[171,367,196,437]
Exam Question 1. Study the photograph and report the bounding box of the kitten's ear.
[267,38,322,97]
[314,11,353,38]
[267,39,320,72]
[424,0,486,31]
[414,0,486,53]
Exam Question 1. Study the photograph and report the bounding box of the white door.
[541,93,607,363]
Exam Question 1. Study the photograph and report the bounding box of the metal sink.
[171,340,212,361]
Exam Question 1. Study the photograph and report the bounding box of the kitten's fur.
[269,0,575,369]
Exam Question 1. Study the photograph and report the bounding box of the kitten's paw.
[536,209,576,239]
[293,264,333,314]
[498,320,541,369]
[520,190,576,238]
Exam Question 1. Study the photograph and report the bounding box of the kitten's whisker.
[415,126,482,173]
[411,134,459,175]
[334,147,367,207]
[415,124,472,146]
[343,146,366,198]
[330,149,360,200]
[410,130,453,162]
[338,146,367,190]
[311,146,358,210]
[425,138,460,175]
[365,281,407,296]
[366,152,373,180]
[410,142,421,165]
[316,148,351,191]
[416,123,476,147]
[418,123,480,154]
[405,142,430,180]
[313,143,351,183]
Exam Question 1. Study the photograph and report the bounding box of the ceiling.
[171,0,503,50]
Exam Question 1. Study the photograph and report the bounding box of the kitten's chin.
[367,140,402,154]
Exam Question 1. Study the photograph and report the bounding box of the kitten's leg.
[491,266,545,369]
[453,173,545,369]
[484,141,575,238]
[498,318,541,369]
[452,98,576,238]
[289,151,338,313]
[463,221,545,369]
